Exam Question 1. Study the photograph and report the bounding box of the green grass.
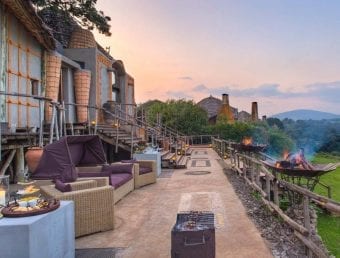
[312,153,340,257]
[312,153,340,202]
[316,210,340,257]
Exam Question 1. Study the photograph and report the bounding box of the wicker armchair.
[40,180,115,237]
[133,160,157,189]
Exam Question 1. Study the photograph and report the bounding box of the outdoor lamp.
[0,175,10,206]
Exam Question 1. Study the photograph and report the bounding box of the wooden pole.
[303,196,312,257]
[266,174,271,201]
[38,99,43,147]
[15,147,25,182]
[49,104,55,143]
[267,202,309,235]
[130,124,133,159]
[0,149,16,176]
[54,105,59,140]
[294,231,328,258]
[273,180,279,206]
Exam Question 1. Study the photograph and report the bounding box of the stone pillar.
[218,93,234,123]
[74,69,91,123]
[251,102,259,121]
[45,51,62,122]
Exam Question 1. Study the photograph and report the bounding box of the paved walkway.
[76,147,273,257]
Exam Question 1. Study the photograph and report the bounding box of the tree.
[32,0,111,36]
[266,117,284,130]
[142,99,209,135]
[267,127,295,157]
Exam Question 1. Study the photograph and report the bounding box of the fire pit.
[171,211,215,258]
[262,149,337,193]
[234,137,267,153]
[263,148,337,177]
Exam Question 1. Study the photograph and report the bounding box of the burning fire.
[275,148,314,170]
[242,137,253,145]
[283,150,289,160]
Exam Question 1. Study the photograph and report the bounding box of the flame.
[276,148,312,170]
[242,137,252,145]
[283,150,289,160]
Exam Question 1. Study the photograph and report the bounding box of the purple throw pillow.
[101,164,133,174]
[55,179,72,192]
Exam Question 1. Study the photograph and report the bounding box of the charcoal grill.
[171,211,215,258]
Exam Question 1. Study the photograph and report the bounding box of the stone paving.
[76,147,273,257]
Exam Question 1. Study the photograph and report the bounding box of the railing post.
[54,105,59,141]
[266,174,271,201]
[303,196,312,257]
[130,124,134,159]
[49,104,56,143]
[94,106,98,135]
[62,101,67,136]
[59,104,63,137]
[250,160,255,183]
[255,164,261,186]
[38,99,44,147]
[115,120,119,153]
[273,179,279,205]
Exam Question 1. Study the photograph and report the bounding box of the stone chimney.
[251,102,259,121]
[218,94,234,123]
[222,94,229,105]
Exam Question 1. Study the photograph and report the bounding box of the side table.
[0,201,75,258]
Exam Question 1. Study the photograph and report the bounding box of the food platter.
[1,199,60,218]
[16,185,40,197]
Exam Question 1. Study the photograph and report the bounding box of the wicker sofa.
[40,179,115,237]
[76,163,135,204]
[131,160,157,189]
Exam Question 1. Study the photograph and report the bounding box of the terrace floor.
[76,147,273,257]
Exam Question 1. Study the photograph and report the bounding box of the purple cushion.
[78,170,111,178]
[55,179,71,192]
[121,159,137,163]
[102,164,133,174]
[139,166,152,175]
[110,173,133,189]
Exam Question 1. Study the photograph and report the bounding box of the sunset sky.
[94,0,340,116]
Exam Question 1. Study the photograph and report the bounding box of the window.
[31,79,39,96]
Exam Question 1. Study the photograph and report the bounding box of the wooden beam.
[279,180,340,207]
[267,201,309,236]
[0,149,16,175]
[294,231,328,258]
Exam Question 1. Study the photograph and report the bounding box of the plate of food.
[17,185,40,196]
[1,199,60,217]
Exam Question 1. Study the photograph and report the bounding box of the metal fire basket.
[171,211,215,258]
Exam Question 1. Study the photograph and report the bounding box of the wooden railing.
[212,137,340,258]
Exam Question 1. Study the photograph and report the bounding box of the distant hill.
[271,109,340,120]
